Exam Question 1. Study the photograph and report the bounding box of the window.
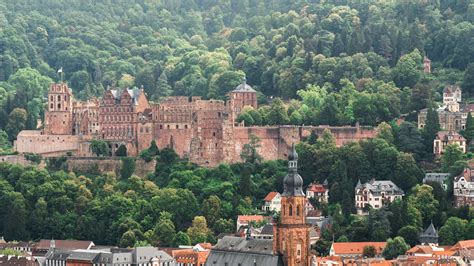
[296,205,300,216]
[57,95,61,101]
[289,205,293,216]
[176,125,179,129]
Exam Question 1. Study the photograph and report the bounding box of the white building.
[423,173,450,190]
[306,182,329,203]
[262,192,281,212]
[433,131,466,156]
[443,85,462,112]
[454,167,474,207]
[355,179,404,214]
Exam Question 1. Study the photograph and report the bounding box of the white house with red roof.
[262,192,281,213]
[236,215,271,231]
[306,182,329,203]
[434,131,466,156]
[329,242,386,258]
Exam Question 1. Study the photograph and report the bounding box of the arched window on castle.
[296,205,300,216]
[289,205,293,216]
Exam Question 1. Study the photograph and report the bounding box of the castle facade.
[16,82,376,166]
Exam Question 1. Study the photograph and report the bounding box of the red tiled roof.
[436,131,466,141]
[332,242,386,255]
[307,184,327,193]
[237,215,268,223]
[450,240,474,251]
[35,240,94,250]
[263,192,279,202]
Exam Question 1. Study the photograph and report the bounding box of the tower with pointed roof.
[273,144,311,266]
[228,76,258,121]
[419,222,439,246]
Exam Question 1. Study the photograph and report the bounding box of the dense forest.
[0,0,474,144]
[0,0,473,257]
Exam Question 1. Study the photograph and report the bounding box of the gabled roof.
[450,240,474,251]
[435,131,465,142]
[237,215,269,224]
[307,183,327,193]
[263,192,280,202]
[356,180,404,196]
[331,242,386,255]
[35,240,94,250]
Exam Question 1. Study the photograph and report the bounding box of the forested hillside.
[0,0,473,144]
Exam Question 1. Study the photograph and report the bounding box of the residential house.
[0,256,39,266]
[262,192,281,213]
[306,182,329,203]
[450,240,474,251]
[163,243,210,266]
[355,179,404,214]
[423,173,450,189]
[454,168,474,207]
[44,247,175,266]
[329,242,386,258]
[433,131,466,156]
[236,215,270,231]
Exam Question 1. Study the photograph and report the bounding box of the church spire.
[282,143,305,196]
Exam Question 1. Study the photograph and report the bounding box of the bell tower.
[273,144,311,266]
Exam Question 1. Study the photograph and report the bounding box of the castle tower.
[44,83,74,135]
[228,77,258,121]
[424,56,431,73]
[274,144,311,266]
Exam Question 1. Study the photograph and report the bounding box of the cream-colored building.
[433,131,466,156]
[355,179,404,214]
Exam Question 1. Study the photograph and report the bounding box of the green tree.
[408,185,439,226]
[120,158,136,179]
[173,231,191,247]
[115,144,127,157]
[120,230,137,248]
[376,122,394,144]
[89,140,110,157]
[154,211,176,247]
[202,196,222,228]
[5,108,27,141]
[462,112,474,145]
[422,107,440,153]
[187,216,210,244]
[398,225,420,247]
[441,144,464,172]
[394,49,422,88]
[382,237,410,259]
[240,134,262,164]
[267,98,289,125]
[439,217,467,245]
[362,245,377,258]
[462,63,474,96]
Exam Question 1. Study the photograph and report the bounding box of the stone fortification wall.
[66,157,156,177]
[15,130,81,156]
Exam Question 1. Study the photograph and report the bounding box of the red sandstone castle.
[16,80,376,166]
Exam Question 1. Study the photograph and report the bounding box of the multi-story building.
[454,167,474,207]
[306,182,329,203]
[418,85,468,131]
[262,192,281,213]
[16,81,377,166]
[433,131,467,156]
[355,179,404,214]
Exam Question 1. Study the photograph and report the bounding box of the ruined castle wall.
[15,130,80,156]
[232,127,282,162]
[66,157,155,177]
[153,128,194,157]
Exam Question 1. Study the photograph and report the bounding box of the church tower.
[273,144,311,266]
